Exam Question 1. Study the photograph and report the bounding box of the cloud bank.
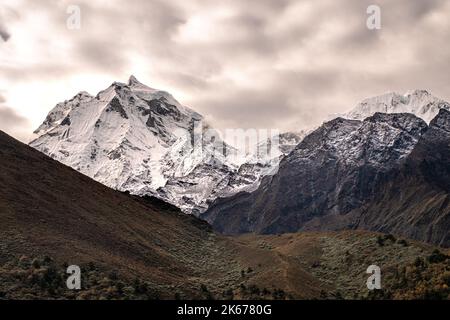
[0,93,31,141]
[0,0,450,141]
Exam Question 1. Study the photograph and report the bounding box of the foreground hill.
[231,231,450,299]
[0,130,242,299]
[1,131,448,299]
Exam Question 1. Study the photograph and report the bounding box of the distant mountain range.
[203,109,450,247]
[2,79,450,299]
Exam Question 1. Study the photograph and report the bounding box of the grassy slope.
[0,131,241,299]
[231,231,450,299]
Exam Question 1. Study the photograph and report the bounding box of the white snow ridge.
[342,90,450,123]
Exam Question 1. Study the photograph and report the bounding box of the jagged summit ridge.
[342,90,450,123]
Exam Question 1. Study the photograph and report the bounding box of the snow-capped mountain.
[30,76,295,214]
[341,90,450,123]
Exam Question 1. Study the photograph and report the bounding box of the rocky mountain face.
[202,111,450,247]
[30,76,299,214]
[353,109,450,247]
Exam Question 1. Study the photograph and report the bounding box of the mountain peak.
[75,91,93,98]
[128,75,149,88]
[107,76,152,91]
[30,77,259,214]
[128,74,139,85]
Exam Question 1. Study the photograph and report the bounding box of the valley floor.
[1,230,449,300]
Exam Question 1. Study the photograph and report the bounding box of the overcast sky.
[1,0,450,142]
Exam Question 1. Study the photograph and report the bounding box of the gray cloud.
[0,19,11,42]
[75,38,127,72]
[0,105,27,127]
[0,95,31,141]
[0,29,10,42]
[1,0,450,137]
[194,88,298,129]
